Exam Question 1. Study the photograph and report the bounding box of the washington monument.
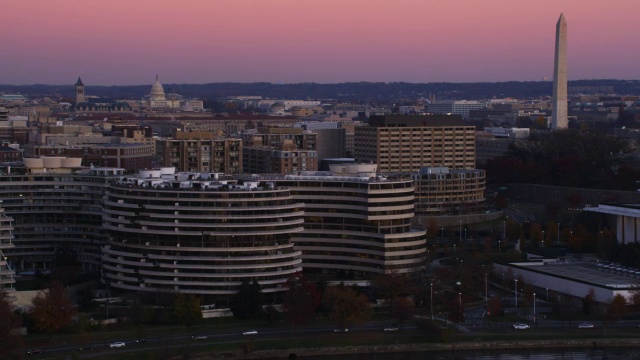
[551,13,568,130]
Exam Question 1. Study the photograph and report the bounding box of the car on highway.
[383,326,399,332]
[512,323,530,330]
[578,322,594,329]
[109,342,126,348]
[192,335,208,340]
[333,328,349,333]
[26,349,43,355]
[242,330,258,335]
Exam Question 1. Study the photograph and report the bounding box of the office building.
[428,100,486,119]
[355,115,476,173]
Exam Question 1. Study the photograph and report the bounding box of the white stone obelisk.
[551,13,568,130]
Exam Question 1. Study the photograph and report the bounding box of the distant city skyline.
[2,0,639,85]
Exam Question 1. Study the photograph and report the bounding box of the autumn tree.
[392,298,414,327]
[582,289,596,315]
[608,294,628,321]
[0,292,23,357]
[171,293,202,327]
[530,223,543,248]
[427,218,439,240]
[371,273,413,317]
[284,273,320,328]
[230,280,265,319]
[545,221,558,247]
[630,283,640,311]
[568,224,589,251]
[30,281,76,337]
[322,284,370,330]
[447,292,464,323]
[487,297,502,317]
[505,219,521,243]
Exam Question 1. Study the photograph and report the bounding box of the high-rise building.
[1,161,121,272]
[552,13,568,130]
[245,163,426,278]
[242,127,318,174]
[355,115,476,173]
[157,132,242,174]
[101,168,304,302]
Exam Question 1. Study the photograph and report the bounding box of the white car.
[242,330,258,336]
[109,342,126,348]
[333,328,349,333]
[512,323,530,330]
[578,322,594,329]
[383,326,399,332]
[192,335,207,340]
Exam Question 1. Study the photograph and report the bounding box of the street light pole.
[459,292,462,315]
[430,283,434,320]
[546,288,549,302]
[533,293,536,324]
[485,273,488,307]
[514,279,518,307]
[459,220,462,243]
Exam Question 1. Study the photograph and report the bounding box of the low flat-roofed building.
[495,260,637,303]
[585,204,640,244]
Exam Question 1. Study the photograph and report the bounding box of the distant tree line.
[3,79,640,103]
[485,129,640,190]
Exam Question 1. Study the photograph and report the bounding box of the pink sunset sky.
[1,0,638,85]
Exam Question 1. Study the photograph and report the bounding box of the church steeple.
[75,76,85,105]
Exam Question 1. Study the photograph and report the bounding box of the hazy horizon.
[3,78,639,88]
[3,0,639,85]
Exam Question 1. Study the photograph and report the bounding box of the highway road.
[20,318,640,359]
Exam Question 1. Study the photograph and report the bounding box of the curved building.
[411,167,486,216]
[0,205,16,290]
[101,169,304,302]
[248,163,427,279]
[0,165,122,272]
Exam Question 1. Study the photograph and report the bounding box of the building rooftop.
[508,261,640,290]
